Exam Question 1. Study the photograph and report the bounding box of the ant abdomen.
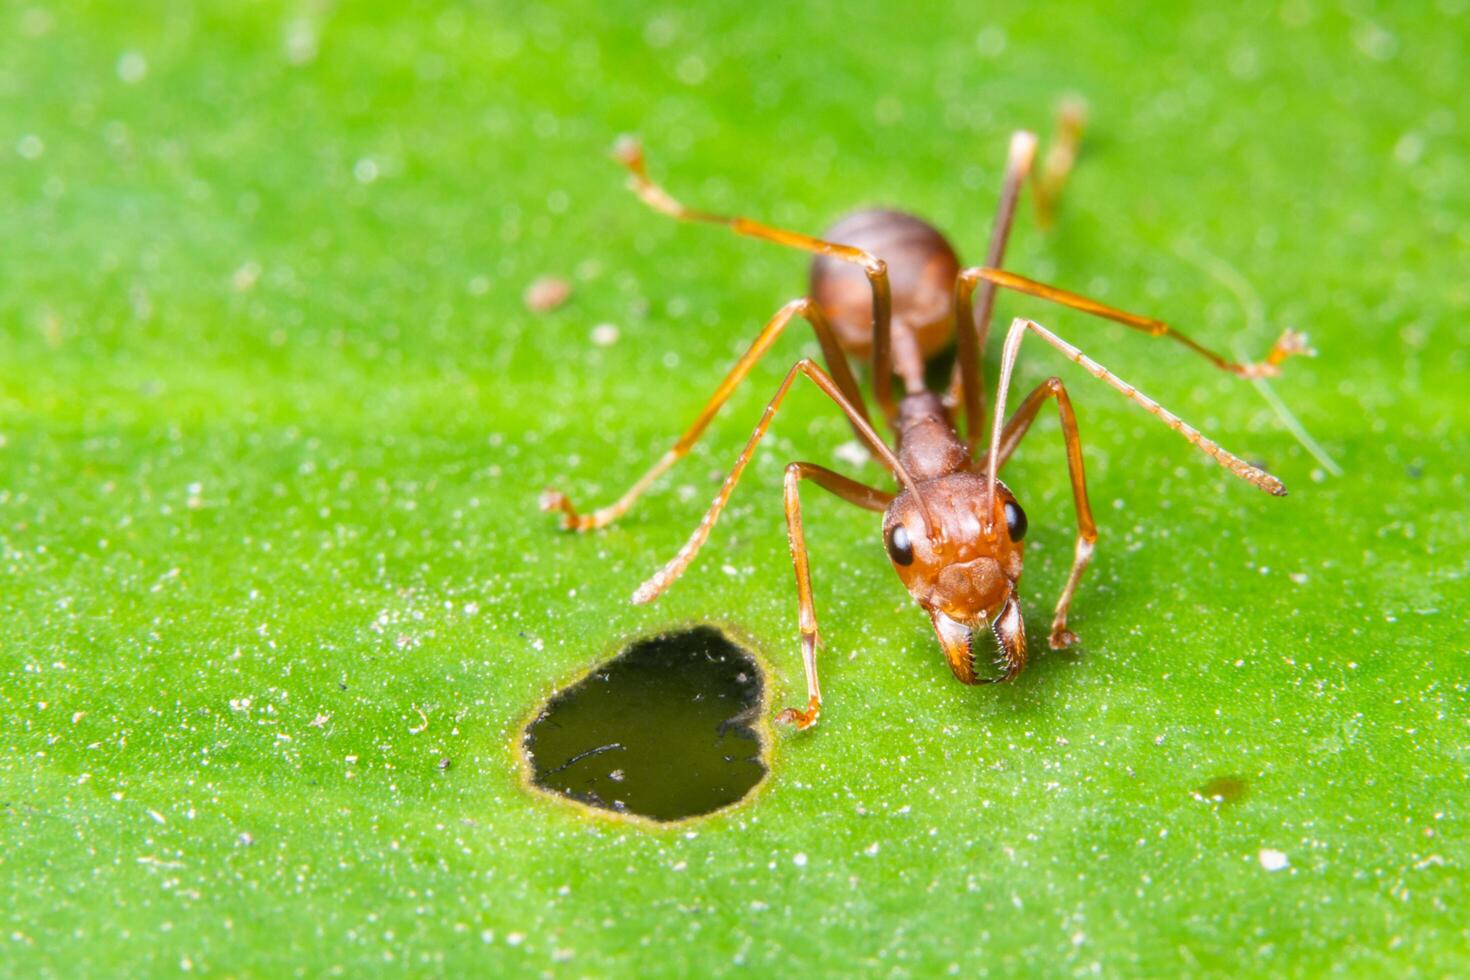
[809,209,960,361]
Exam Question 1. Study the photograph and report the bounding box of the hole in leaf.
[522,626,768,822]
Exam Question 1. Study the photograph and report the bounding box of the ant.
[542,104,1307,730]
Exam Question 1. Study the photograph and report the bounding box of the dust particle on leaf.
[524,276,572,313]
[1258,848,1289,872]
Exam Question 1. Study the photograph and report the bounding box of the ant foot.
[776,698,821,731]
[1270,328,1314,362]
[538,488,593,531]
[1049,627,1079,650]
[1240,329,1314,378]
[611,134,643,170]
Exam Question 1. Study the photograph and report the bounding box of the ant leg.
[631,358,928,605]
[964,266,1310,379]
[777,462,894,731]
[1033,97,1087,229]
[948,130,1040,450]
[613,139,899,422]
[786,462,893,512]
[984,317,1288,522]
[541,298,867,531]
[947,102,1088,436]
[989,377,1098,649]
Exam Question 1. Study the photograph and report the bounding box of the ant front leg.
[627,360,927,730]
[983,317,1294,653]
[777,462,893,730]
[985,316,1288,500]
[540,298,867,531]
[629,357,925,606]
[991,377,1098,649]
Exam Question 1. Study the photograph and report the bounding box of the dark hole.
[522,626,768,822]
[1192,774,1249,806]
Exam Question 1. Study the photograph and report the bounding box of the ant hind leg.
[1034,96,1088,229]
[946,99,1090,435]
[948,129,1040,450]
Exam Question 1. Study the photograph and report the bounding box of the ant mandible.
[542,103,1307,730]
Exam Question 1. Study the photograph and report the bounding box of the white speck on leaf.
[233,262,261,291]
[117,51,147,83]
[525,276,572,313]
[834,440,870,467]
[283,18,319,65]
[1259,848,1289,871]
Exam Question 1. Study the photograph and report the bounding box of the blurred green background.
[2,0,1466,975]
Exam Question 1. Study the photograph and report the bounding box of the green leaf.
[3,1,1466,974]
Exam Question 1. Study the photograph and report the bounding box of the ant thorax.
[894,391,969,480]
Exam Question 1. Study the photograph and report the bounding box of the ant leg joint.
[776,696,822,731]
[1010,130,1040,166]
[610,134,642,168]
[1244,328,1314,378]
[1049,536,1096,650]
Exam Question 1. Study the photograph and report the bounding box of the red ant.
[542,104,1307,730]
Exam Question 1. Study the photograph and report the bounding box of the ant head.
[883,472,1028,684]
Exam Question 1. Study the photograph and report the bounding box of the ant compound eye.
[886,524,914,566]
[1004,500,1028,541]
